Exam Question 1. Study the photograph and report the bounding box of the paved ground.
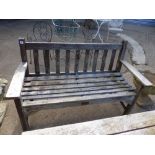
[0,20,155,134]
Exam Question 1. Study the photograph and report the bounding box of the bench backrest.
[18,38,127,76]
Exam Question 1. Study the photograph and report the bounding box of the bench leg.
[123,86,144,115]
[120,101,127,110]
[14,98,30,131]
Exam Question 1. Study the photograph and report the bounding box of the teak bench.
[6,38,153,131]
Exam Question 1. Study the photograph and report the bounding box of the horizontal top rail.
[25,42,122,50]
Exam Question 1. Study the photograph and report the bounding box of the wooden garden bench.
[6,38,153,131]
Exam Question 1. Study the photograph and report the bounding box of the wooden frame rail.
[6,62,28,99]
[121,60,153,87]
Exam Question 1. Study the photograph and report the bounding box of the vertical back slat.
[100,49,108,71]
[116,41,128,71]
[43,50,50,74]
[65,50,70,74]
[83,49,90,72]
[33,49,40,75]
[19,38,29,75]
[109,49,117,71]
[55,49,60,74]
[92,50,99,72]
[74,50,80,73]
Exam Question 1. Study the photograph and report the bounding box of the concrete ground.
[0,20,155,134]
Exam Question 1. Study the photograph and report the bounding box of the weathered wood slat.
[116,41,127,71]
[27,70,122,77]
[19,39,28,62]
[55,49,60,74]
[74,50,80,73]
[22,111,155,135]
[121,60,153,86]
[119,126,155,135]
[6,62,28,98]
[22,81,128,92]
[25,42,122,50]
[100,49,108,71]
[65,50,70,74]
[22,95,133,111]
[24,76,124,87]
[25,72,121,81]
[43,50,50,74]
[22,84,130,96]
[92,50,99,72]
[19,38,29,75]
[33,49,40,75]
[109,49,117,71]
[22,91,135,109]
[22,87,134,100]
[83,50,90,72]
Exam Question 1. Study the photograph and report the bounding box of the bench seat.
[21,72,135,110]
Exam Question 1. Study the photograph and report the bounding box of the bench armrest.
[120,60,153,87]
[6,62,28,99]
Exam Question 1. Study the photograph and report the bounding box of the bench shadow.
[28,102,123,130]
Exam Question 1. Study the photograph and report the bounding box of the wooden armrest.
[120,60,153,87]
[6,62,27,99]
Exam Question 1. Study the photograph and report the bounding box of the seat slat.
[22,91,135,109]
[24,76,124,86]
[25,72,121,81]
[22,80,128,92]
[22,87,134,100]
[22,84,130,96]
